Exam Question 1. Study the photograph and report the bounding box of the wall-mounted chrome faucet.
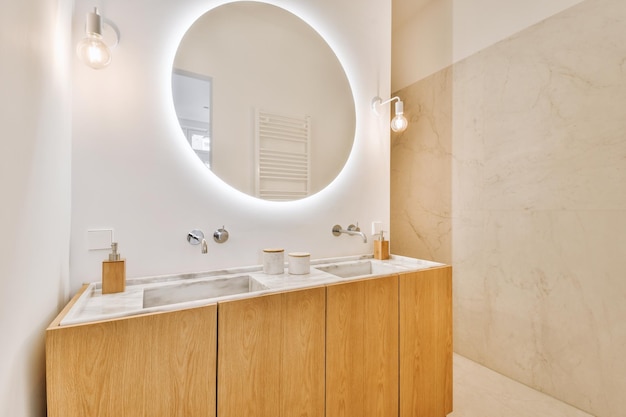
[332,224,367,243]
[187,229,208,254]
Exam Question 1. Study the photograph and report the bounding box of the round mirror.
[172,1,356,201]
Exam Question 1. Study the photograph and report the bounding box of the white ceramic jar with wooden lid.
[288,252,310,275]
[263,248,285,274]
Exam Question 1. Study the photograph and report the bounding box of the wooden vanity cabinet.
[326,266,453,417]
[399,266,453,417]
[46,265,452,417]
[326,274,399,417]
[217,286,326,417]
[45,299,218,417]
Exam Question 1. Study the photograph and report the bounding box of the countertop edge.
[57,254,447,327]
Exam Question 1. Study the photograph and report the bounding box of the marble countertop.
[59,254,444,326]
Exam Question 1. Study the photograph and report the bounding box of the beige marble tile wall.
[390,68,452,263]
[391,0,626,416]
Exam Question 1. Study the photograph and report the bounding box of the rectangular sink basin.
[143,275,267,308]
[315,260,404,279]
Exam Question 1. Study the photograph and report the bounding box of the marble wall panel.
[391,67,452,263]
[392,0,626,416]
[453,210,626,415]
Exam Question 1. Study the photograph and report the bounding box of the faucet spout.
[332,224,368,243]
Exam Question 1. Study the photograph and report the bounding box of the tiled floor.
[450,354,595,417]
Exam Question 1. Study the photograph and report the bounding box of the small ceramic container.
[263,248,285,274]
[288,252,310,275]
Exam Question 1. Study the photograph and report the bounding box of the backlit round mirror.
[172,2,356,201]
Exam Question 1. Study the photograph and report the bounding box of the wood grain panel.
[326,279,365,417]
[281,287,326,417]
[364,276,399,417]
[326,275,399,417]
[46,304,217,417]
[218,294,281,417]
[399,266,453,417]
[218,287,325,417]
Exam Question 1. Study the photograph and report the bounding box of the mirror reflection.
[172,2,356,201]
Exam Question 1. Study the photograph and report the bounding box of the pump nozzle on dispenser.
[109,242,121,261]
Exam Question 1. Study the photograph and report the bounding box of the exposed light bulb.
[77,35,111,69]
[371,96,410,132]
[390,100,408,132]
[77,8,112,69]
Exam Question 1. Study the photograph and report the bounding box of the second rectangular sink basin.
[143,275,267,308]
[315,260,404,279]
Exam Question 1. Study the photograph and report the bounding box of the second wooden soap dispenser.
[373,230,389,260]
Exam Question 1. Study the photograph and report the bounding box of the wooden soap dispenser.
[102,242,126,294]
[373,230,389,260]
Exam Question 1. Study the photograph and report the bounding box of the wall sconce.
[371,96,408,133]
[76,8,118,69]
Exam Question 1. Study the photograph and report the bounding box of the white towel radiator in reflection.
[255,109,311,201]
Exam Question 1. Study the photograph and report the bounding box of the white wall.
[392,0,585,91]
[70,0,391,291]
[0,0,72,415]
[452,0,585,62]
[392,0,452,93]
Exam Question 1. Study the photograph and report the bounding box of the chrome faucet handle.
[213,226,229,243]
[347,223,360,232]
[187,229,205,245]
[187,230,208,254]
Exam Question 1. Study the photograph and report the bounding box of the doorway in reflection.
[172,69,212,168]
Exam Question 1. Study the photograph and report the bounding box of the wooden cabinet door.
[326,275,399,417]
[218,286,325,417]
[46,304,218,417]
[399,266,453,417]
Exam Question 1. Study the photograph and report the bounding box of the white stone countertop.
[58,254,444,327]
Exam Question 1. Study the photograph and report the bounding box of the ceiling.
[392,0,433,28]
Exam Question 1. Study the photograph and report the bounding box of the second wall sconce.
[76,7,119,69]
[371,96,408,133]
